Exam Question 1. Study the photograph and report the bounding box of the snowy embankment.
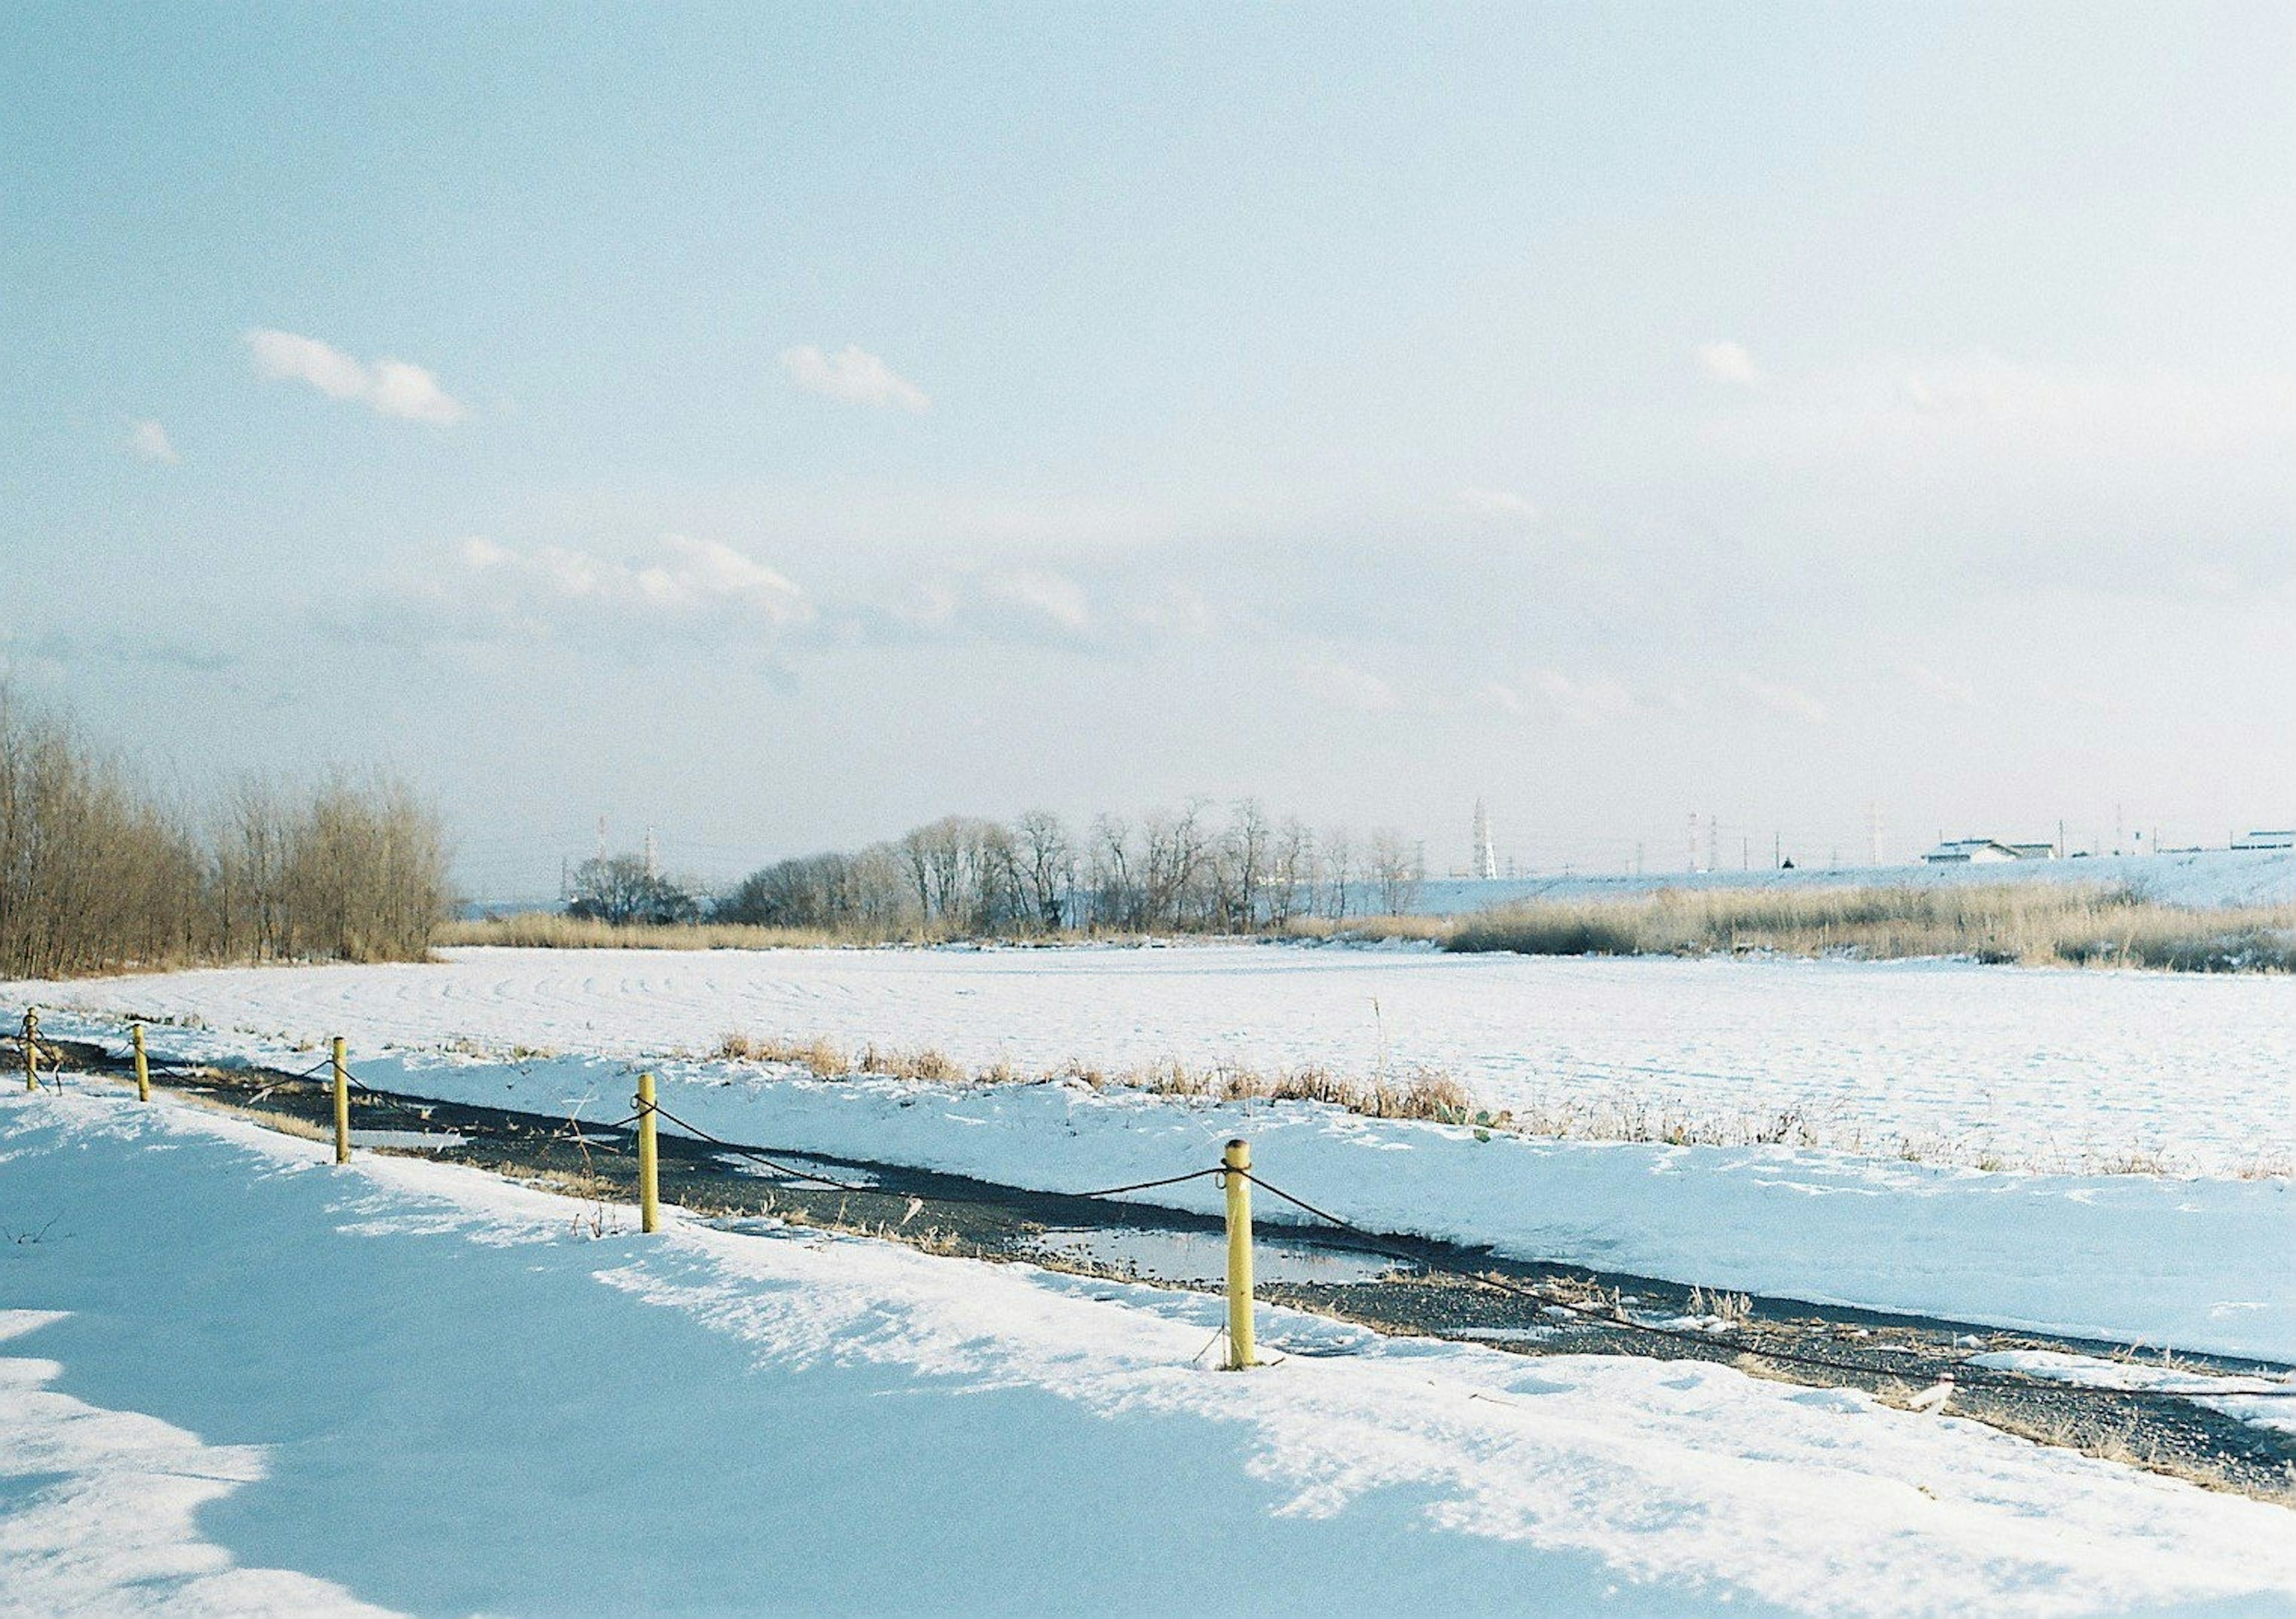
[33,1011,2296,1366]
[8,1087,2296,1617]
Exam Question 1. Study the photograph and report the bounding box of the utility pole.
[643,826,659,880]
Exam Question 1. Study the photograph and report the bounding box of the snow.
[0,1312,388,1617]
[1404,844,2296,914]
[1967,1351,2296,1439]
[15,946,2295,1361]
[7,1086,2295,1618]
[18,944,2293,1175]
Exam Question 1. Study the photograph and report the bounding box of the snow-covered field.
[23,943,2292,1175]
[14,947,2296,1363]
[8,1086,2296,1617]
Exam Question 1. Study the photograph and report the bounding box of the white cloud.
[1696,341,1764,386]
[845,566,1109,648]
[376,533,811,649]
[1458,487,1538,521]
[365,359,466,424]
[1902,662,1976,708]
[245,329,467,423]
[1531,669,1638,728]
[127,420,179,464]
[982,570,1091,634]
[1735,673,1828,724]
[780,344,931,413]
[1294,657,1400,713]
[1485,670,1638,728]
[468,533,807,622]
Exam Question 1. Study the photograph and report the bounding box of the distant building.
[2233,829,2295,851]
[1921,838,2055,865]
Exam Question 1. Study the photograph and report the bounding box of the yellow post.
[331,1037,350,1165]
[1222,1137,1256,1370]
[132,1023,151,1102]
[20,1010,36,1092]
[636,1072,661,1234]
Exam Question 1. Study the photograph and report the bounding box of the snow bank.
[38,1010,2296,1363]
[356,1050,2296,1364]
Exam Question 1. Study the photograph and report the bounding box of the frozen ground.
[22,944,2293,1175]
[7,1085,2296,1618]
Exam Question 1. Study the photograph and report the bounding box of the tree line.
[571,802,1427,937]
[1,691,451,979]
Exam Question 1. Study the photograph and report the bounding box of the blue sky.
[4,2,2290,895]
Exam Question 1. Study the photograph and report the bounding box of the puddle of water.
[715,1151,880,1188]
[1029,1227,1414,1286]
[350,1130,468,1151]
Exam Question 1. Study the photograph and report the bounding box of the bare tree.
[1220,798,1272,930]
[1320,826,1355,920]
[0,691,448,977]
[1268,817,1316,927]
[1367,827,1421,917]
[569,854,695,927]
[1013,810,1074,933]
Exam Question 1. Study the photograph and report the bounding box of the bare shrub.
[1,690,448,978]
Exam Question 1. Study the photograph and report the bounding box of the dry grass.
[715,1031,848,1077]
[1447,882,2296,972]
[442,913,850,951]
[708,1030,1499,1128]
[1280,914,1455,944]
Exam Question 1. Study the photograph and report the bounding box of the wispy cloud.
[839,566,1103,648]
[1699,349,2292,471]
[245,328,467,423]
[1482,669,1638,728]
[1294,656,1399,713]
[126,419,179,464]
[1458,487,1538,521]
[1735,672,1828,724]
[369,533,811,650]
[1696,340,1764,386]
[1901,662,1975,708]
[780,344,931,412]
